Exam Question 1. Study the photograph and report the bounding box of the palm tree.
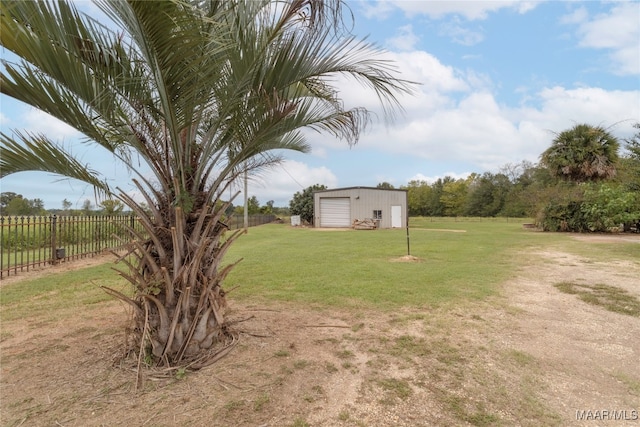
[540,123,620,182]
[0,0,412,370]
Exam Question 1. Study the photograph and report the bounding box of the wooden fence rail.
[0,213,276,279]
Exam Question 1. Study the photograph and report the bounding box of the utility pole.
[243,168,248,233]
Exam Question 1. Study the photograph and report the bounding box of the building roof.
[313,186,407,194]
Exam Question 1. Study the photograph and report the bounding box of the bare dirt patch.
[412,228,467,233]
[390,255,421,263]
[1,246,639,426]
[569,233,640,244]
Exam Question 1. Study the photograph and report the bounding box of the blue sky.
[1,0,639,209]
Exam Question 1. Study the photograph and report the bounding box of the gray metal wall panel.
[314,188,407,228]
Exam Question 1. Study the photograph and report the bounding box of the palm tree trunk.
[108,202,241,369]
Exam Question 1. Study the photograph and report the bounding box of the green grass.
[253,392,270,411]
[3,219,637,318]
[377,377,413,400]
[223,220,567,309]
[0,262,129,321]
[554,282,640,317]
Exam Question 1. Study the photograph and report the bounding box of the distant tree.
[1,192,45,215]
[260,200,274,214]
[440,177,469,216]
[465,172,511,217]
[247,196,260,215]
[289,184,327,224]
[99,199,124,215]
[619,122,640,192]
[540,124,620,182]
[625,122,640,159]
[5,196,32,215]
[376,182,394,189]
[402,180,431,216]
[0,192,18,213]
[499,162,523,184]
[272,206,290,216]
[535,124,639,232]
[81,199,93,215]
[581,183,640,232]
[426,178,450,216]
[61,199,72,213]
[32,198,45,213]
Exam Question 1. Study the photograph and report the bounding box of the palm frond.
[0,131,111,196]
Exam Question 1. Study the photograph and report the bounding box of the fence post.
[50,214,57,265]
[0,216,4,279]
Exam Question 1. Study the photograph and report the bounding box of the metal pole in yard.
[243,168,249,233]
[406,210,410,256]
[406,224,410,256]
[51,215,57,265]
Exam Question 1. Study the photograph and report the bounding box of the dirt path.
[1,237,638,426]
[495,249,640,425]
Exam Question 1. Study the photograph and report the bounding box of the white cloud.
[358,1,541,22]
[387,1,540,20]
[386,24,419,51]
[409,172,472,184]
[388,51,470,93]
[348,81,639,175]
[438,18,484,46]
[570,3,640,76]
[328,50,470,118]
[535,86,640,128]
[559,6,588,25]
[359,1,396,20]
[316,42,640,176]
[245,160,338,205]
[23,108,81,141]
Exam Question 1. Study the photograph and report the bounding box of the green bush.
[539,201,588,232]
[538,183,640,232]
[581,184,640,231]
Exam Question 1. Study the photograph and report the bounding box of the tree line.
[290,123,640,232]
[0,194,128,216]
[7,122,639,233]
[400,122,640,231]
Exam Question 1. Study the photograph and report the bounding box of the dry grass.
[554,282,640,317]
[1,231,638,426]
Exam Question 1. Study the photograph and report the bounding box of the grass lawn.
[2,219,636,316]
[0,262,127,322]
[1,219,638,427]
[223,219,568,309]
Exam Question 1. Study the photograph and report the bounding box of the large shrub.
[538,183,640,232]
[539,200,588,232]
[289,184,327,225]
[581,184,640,231]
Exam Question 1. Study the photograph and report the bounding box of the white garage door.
[319,198,351,227]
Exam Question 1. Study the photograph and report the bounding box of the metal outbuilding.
[313,187,407,229]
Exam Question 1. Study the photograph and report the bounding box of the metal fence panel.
[0,213,276,279]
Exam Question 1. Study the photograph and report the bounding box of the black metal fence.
[0,215,139,279]
[0,213,277,279]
